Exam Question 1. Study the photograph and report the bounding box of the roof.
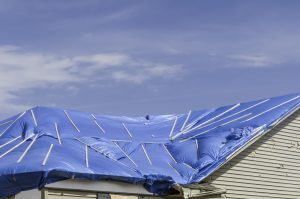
[0,93,299,198]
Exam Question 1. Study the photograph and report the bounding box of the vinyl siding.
[46,189,97,199]
[205,109,300,199]
[110,194,138,199]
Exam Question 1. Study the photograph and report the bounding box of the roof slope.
[0,93,299,197]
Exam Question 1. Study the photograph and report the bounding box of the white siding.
[45,179,153,195]
[15,189,41,199]
[46,189,97,199]
[205,109,300,199]
[110,194,138,199]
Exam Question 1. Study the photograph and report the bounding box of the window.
[98,193,111,199]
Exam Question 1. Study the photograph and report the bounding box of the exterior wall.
[44,189,156,199]
[13,179,159,199]
[14,189,41,199]
[45,189,97,199]
[45,179,154,195]
[12,179,154,199]
[205,109,300,199]
[110,194,138,199]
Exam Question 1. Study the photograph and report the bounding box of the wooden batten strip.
[64,110,80,132]
[17,134,38,163]
[42,144,54,166]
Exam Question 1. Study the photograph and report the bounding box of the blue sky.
[0,0,299,119]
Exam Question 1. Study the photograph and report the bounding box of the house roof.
[0,93,299,197]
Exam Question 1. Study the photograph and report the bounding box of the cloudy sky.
[0,0,299,119]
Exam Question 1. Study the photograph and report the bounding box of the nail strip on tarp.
[17,134,38,163]
[195,139,200,160]
[114,142,137,167]
[180,113,251,142]
[31,109,38,127]
[141,144,152,165]
[243,95,300,122]
[55,123,62,144]
[197,99,270,130]
[0,111,26,137]
[180,110,191,131]
[0,135,21,149]
[85,145,89,168]
[64,110,80,132]
[174,103,240,138]
[91,114,105,133]
[162,144,177,163]
[169,116,178,138]
[42,144,54,166]
[0,120,14,127]
[75,137,137,172]
[110,139,132,142]
[0,134,34,159]
[122,123,133,138]
[195,103,241,128]
[168,162,180,176]
[183,162,196,171]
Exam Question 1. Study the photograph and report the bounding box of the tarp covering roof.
[0,93,299,198]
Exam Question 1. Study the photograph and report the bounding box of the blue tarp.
[0,93,299,198]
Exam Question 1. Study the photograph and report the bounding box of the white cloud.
[162,46,182,55]
[0,45,184,116]
[74,53,129,66]
[112,64,183,83]
[226,54,282,67]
